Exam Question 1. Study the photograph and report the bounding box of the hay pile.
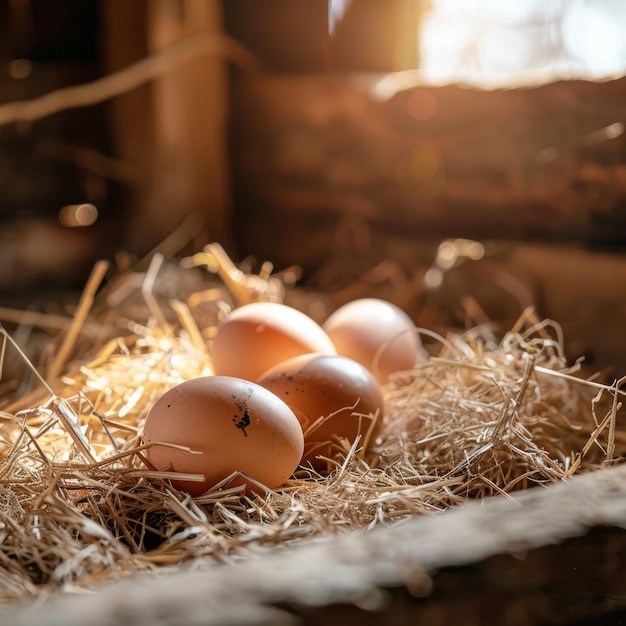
[0,247,624,604]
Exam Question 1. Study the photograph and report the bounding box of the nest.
[0,245,624,605]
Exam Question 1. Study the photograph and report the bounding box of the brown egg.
[257,353,384,469]
[142,376,304,496]
[209,301,336,381]
[322,298,426,384]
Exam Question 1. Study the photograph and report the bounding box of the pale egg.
[257,353,384,469]
[322,298,426,384]
[142,376,304,495]
[209,301,336,381]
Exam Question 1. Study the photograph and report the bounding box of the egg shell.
[209,301,337,382]
[257,353,384,469]
[142,376,304,496]
[322,298,426,384]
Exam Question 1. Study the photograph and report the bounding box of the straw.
[0,249,623,604]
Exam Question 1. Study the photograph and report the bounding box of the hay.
[0,246,624,604]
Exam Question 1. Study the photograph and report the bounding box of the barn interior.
[1,2,626,624]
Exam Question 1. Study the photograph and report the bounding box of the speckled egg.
[257,353,384,469]
[142,376,304,495]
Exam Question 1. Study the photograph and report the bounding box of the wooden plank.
[230,74,626,268]
[5,462,626,625]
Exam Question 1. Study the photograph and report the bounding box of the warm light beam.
[329,0,352,35]
[420,0,626,87]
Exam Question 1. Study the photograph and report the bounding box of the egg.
[209,301,336,381]
[322,298,426,384]
[257,353,384,469]
[142,376,304,496]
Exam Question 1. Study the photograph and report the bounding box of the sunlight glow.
[562,2,626,76]
[420,0,626,87]
[329,0,351,36]
[58,203,98,228]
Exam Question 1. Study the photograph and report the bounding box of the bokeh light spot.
[59,204,99,228]
[407,89,438,121]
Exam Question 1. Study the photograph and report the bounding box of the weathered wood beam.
[230,73,626,268]
[5,462,626,625]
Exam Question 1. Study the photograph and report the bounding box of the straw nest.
[0,247,624,605]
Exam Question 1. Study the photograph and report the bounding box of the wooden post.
[101,0,232,256]
[145,0,231,250]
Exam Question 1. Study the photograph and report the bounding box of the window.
[330,0,626,86]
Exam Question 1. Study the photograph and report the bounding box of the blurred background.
[1,0,625,372]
